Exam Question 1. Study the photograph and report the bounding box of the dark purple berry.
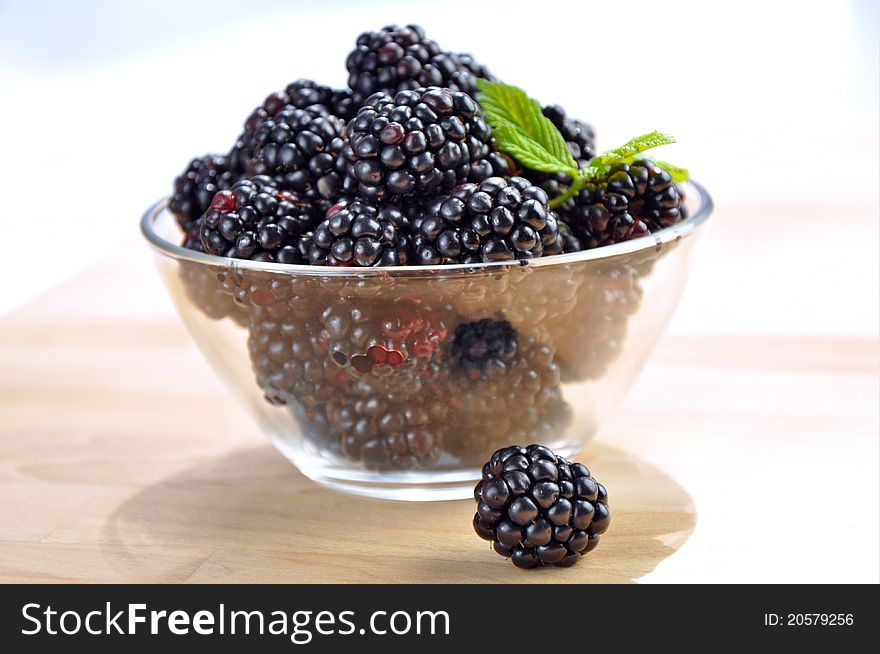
[472,444,610,568]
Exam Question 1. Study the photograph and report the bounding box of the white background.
[0,0,877,321]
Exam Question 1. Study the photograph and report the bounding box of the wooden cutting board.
[1,200,877,582]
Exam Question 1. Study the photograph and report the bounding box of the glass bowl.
[141,181,712,500]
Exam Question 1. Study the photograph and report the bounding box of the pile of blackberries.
[164,26,674,566]
[170,24,687,268]
[167,25,678,469]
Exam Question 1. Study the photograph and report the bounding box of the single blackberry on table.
[170,154,241,228]
[247,104,351,204]
[558,159,688,249]
[345,25,493,105]
[343,87,501,201]
[307,198,411,266]
[473,444,610,568]
[411,176,562,264]
[196,176,319,263]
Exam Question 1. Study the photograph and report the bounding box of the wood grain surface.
[0,203,877,583]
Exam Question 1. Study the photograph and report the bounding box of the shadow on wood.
[100,442,695,583]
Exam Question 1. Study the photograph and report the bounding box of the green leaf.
[589,131,676,169]
[579,131,686,184]
[477,79,578,175]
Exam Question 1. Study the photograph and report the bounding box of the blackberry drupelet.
[197,176,319,263]
[170,154,241,228]
[345,25,492,105]
[308,198,410,266]
[247,104,351,204]
[343,87,499,201]
[411,176,562,264]
[473,444,610,568]
[450,318,518,379]
[559,159,688,249]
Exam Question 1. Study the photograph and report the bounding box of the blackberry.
[318,300,448,395]
[443,326,570,462]
[177,261,248,326]
[229,79,355,174]
[181,217,205,252]
[445,252,588,336]
[307,198,410,266]
[247,305,346,408]
[217,265,317,314]
[246,104,351,204]
[411,176,562,264]
[547,259,647,381]
[343,87,500,201]
[170,154,241,228]
[542,104,595,164]
[457,52,495,83]
[473,444,610,568]
[559,159,688,249]
[450,318,518,379]
[197,176,319,263]
[322,391,449,469]
[345,25,492,105]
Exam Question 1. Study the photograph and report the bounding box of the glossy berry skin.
[343,87,505,202]
[345,24,492,105]
[228,79,355,174]
[170,154,241,228]
[308,198,410,267]
[247,105,351,204]
[197,176,319,263]
[558,159,688,249]
[411,176,562,264]
[473,444,610,568]
[542,104,595,164]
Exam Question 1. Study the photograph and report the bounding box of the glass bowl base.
[274,437,587,501]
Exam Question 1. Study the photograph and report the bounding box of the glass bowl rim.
[141,179,713,277]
